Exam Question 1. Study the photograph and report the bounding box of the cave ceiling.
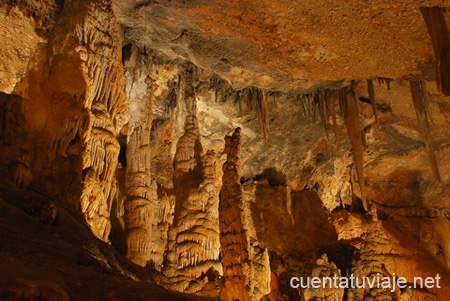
[114,0,448,92]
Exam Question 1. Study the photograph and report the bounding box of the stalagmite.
[241,182,273,301]
[409,80,441,182]
[367,79,379,127]
[339,83,367,210]
[420,7,450,96]
[162,68,222,296]
[122,49,154,267]
[219,128,268,301]
[4,1,450,300]
[162,116,223,297]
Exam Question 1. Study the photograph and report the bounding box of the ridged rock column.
[162,115,223,296]
[219,128,271,300]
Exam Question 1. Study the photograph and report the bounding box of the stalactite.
[237,90,243,117]
[256,89,270,141]
[329,90,339,141]
[376,77,392,90]
[367,79,379,128]
[324,90,331,131]
[310,94,318,123]
[299,93,319,123]
[181,64,198,115]
[409,80,441,182]
[211,75,219,103]
[244,87,270,140]
[420,7,450,96]
[421,80,435,125]
[163,85,178,118]
[244,88,253,112]
[317,91,329,138]
[299,95,306,118]
[339,83,367,210]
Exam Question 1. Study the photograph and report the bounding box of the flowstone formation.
[2,0,450,300]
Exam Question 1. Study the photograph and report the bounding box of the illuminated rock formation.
[1,0,127,242]
[73,0,128,242]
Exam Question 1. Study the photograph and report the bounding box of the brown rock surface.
[113,0,448,91]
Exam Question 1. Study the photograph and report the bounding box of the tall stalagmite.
[241,182,273,301]
[123,48,154,267]
[219,128,271,301]
[122,47,180,269]
[220,128,250,301]
[162,116,223,296]
[162,67,223,296]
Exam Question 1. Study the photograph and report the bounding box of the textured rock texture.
[2,0,450,300]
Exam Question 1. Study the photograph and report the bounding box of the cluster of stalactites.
[297,84,368,210]
[294,76,442,210]
[209,76,271,140]
[243,87,270,141]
